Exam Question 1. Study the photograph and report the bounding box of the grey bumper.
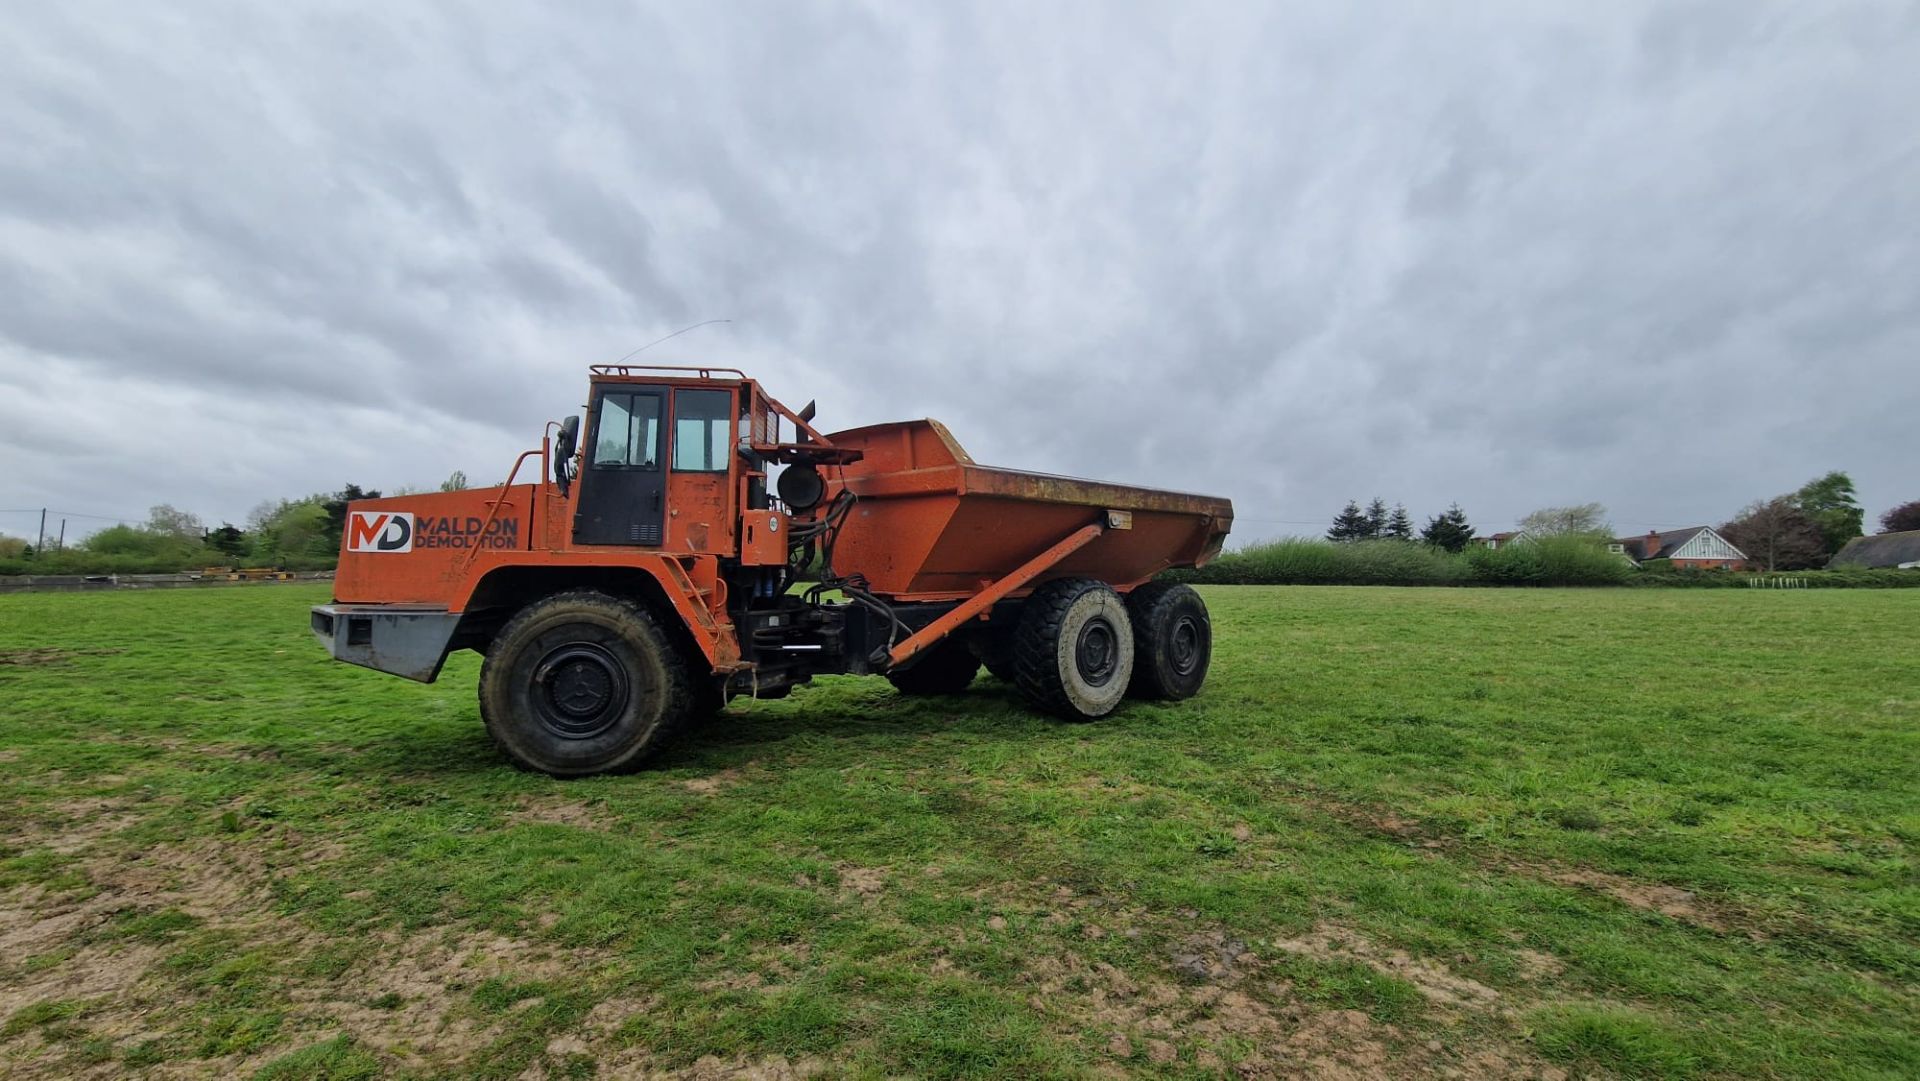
[311,604,463,683]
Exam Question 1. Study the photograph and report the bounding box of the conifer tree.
[1385,504,1414,540]
[1421,504,1474,552]
[1328,501,1371,542]
[1362,497,1389,540]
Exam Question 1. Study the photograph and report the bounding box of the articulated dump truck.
[312,365,1233,776]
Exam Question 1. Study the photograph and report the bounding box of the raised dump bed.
[822,419,1232,599]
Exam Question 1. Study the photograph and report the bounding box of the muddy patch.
[682,768,743,796]
[960,876,1556,1078]
[41,799,145,855]
[1297,794,1429,842]
[593,1050,829,1079]
[2,797,148,859]
[96,841,276,923]
[580,994,657,1036]
[1512,949,1564,981]
[1023,936,1547,1079]
[0,648,124,667]
[835,865,886,899]
[1,885,125,959]
[290,926,595,1069]
[0,827,606,1079]
[0,939,162,1021]
[1171,929,1258,983]
[0,942,173,1081]
[1269,924,1503,1010]
[507,797,607,831]
[695,970,769,993]
[1549,869,1730,932]
[0,837,316,1080]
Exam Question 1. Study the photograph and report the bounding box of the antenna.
[610,319,733,365]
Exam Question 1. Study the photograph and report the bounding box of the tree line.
[1327,498,1476,550]
[1717,471,1890,571]
[1318,470,1908,572]
[1,473,468,574]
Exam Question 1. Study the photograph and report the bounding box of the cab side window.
[673,389,733,472]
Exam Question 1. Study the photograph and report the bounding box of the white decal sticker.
[347,511,414,553]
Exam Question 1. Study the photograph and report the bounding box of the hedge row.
[1168,538,1918,588]
[1464,537,1633,586]
[1165,537,1631,587]
[1166,538,1470,586]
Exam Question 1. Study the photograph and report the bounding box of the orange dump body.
[822,420,1232,601]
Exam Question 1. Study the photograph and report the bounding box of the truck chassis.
[313,365,1231,776]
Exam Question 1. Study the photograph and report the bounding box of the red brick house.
[1611,527,1749,570]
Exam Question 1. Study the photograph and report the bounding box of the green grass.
[0,584,1915,1078]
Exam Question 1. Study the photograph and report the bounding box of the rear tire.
[1125,582,1212,700]
[1013,578,1134,720]
[970,623,1019,683]
[479,590,691,777]
[887,639,981,695]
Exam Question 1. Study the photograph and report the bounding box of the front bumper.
[311,604,463,683]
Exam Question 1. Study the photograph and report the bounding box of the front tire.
[1125,582,1212,700]
[1013,578,1134,720]
[479,590,691,777]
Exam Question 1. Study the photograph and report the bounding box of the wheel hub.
[1074,618,1118,687]
[1168,616,1201,675]
[533,643,630,739]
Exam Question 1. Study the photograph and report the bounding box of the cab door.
[574,386,666,545]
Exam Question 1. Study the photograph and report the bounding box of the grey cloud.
[1,0,1916,546]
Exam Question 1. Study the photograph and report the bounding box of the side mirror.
[555,415,580,494]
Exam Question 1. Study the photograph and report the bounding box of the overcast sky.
[3,1,1916,546]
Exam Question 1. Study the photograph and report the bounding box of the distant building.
[1827,530,1920,570]
[1473,531,1531,550]
[1612,527,1748,570]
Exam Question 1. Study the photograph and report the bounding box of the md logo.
[347,511,414,553]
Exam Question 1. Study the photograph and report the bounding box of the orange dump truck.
[313,365,1232,776]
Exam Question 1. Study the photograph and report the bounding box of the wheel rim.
[1167,615,1204,676]
[532,642,630,739]
[1074,618,1119,687]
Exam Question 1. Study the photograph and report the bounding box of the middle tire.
[969,622,1019,683]
[887,638,982,695]
[1013,577,1134,720]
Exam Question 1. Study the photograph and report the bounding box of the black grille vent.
[630,523,662,545]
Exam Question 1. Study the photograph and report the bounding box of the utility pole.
[57,519,67,551]
[36,508,45,553]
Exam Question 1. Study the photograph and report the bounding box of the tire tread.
[1012,577,1130,719]
[1124,581,1211,700]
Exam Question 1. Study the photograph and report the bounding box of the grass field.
[0,585,1915,1080]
